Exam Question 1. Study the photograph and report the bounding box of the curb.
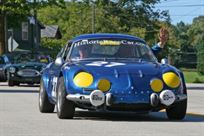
[187,87,204,90]
[186,84,204,90]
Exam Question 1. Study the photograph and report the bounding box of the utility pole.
[30,0,37,55]
[34,0,38,50]
[0,0,6,55]
[92,1,96,34]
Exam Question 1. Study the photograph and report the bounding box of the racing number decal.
[86,61,126,67]
[86,61,108,66]
[106,62,126,67]
[51,76,58,98]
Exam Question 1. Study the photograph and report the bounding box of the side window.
[56,47,65,58]
[56,42,72,60]
[0,57,5,64]
[63,42,72,60]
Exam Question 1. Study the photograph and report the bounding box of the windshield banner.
[73,39,146,47]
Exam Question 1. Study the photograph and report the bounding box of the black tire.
[166,99,187,120]
[8,79,14,86]
[39,79,55,113]
[15,81,20,86]
[57,77,75,119]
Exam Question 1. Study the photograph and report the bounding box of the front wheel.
[166,99,187,120]
[39,79,55,113]
[57,77,75,119]
[8,79,14,86]
[7,74,19,86]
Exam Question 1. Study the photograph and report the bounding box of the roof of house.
[41,25,62,39]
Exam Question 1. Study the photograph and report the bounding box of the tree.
[188,16,204,74]
[38,0,169,45]
[0,0,65,55]
[0,0,6,55]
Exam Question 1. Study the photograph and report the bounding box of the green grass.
[183,71,204,83]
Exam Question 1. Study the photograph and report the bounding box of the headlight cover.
[97,79,111,92]
[73,72,93,88]
[150,78,163,93]
[9,67,16,73]
[162,72,180,88]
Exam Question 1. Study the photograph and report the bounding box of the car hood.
[64,60,180,95]
[68,60,162,76]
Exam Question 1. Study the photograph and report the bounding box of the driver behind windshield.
[78,45,91,59]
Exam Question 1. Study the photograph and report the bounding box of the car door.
[48,43,71,101]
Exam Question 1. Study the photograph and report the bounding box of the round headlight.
[73,72,93,88]
[150,78,163,93]
[9,67,16,73]
[97,79,111,92]
[162,72,180,88]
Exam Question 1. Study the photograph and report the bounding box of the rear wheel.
[39,80,55,113]
[57,77,75,119]
[166,99,187,120]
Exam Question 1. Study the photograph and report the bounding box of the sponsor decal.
[163,94,174,101]
[159,90,175,106]
[73,39,146,47]
[90,90,105,106]
[92,94,103,101]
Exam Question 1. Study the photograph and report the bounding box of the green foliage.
[37,0,169,53]
[183,70,204,83]
[188,16,204,46]
[0,0,65,28]
[41,38,65,57]
[196,35,204,75]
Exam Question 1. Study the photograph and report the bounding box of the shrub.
[196,36,204,75]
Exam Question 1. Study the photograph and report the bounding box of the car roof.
[70,33,146,43]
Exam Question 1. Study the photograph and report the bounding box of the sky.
[155,0,204,25]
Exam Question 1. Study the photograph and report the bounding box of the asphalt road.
[0,82,204,136]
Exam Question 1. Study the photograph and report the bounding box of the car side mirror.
[161,58,168,65]
[55,57,64,66]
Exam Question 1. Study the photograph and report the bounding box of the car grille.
[17,69,41,77]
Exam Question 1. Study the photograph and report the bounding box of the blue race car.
[39,33,187,120]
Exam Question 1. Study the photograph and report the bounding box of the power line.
[171,15,203,16]
[161,0,185,3]
[158,4,204,8]
[161,0,203,3]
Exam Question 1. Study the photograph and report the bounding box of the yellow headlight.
[162,72,180,88]
[73,72,93,88]
[97,79,111,92]
[150,79,163,93]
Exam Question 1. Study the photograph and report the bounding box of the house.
[7,17,45,52]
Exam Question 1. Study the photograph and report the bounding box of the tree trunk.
[0,13,5,55]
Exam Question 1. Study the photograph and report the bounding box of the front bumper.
[9,73,41,83]
[66,90,187,111]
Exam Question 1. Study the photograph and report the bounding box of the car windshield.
[14,53,50,64]
[70,39,157,62]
